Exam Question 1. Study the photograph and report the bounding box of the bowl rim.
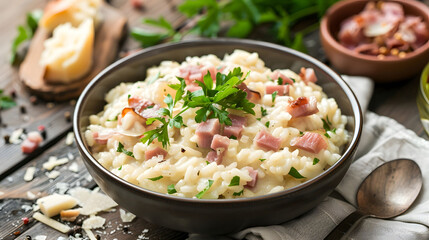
[73,38,363,204]
[320,0,429,62]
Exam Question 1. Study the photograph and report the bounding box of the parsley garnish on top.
[117,142,135,158]
[196,179,214,199]
[141,67,256,148]
[228,176,240,186]
[288,167,305,179]
[322,116,336,138]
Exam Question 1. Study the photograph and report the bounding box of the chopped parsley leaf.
[233,189,244,196]
[196,179,214,199]
[260,107,268,117]
[324,132,331,138]
[313,158,320,165]
[228,176,240,186]
[265,121,270,128]
[107,115,118,122]
[291,78,296,83]
[229,135,237,140]
[288,167,305,179]
[277,78,283,85]
[167,184,177,194]
[271,91,278,102]
[117,142,134,158]
[299,131,304,136]
[148,176,163,181]
[256,117,261,121]
[206,160,210,165]
[118,166,122,170]
[127,94,131,99]
[259,158,266,162]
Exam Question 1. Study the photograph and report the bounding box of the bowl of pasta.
[74,38,362,234]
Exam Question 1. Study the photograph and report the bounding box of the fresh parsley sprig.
[184,68,255,125]
[141,67,255,148]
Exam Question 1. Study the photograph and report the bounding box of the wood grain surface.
[0,0,428,239]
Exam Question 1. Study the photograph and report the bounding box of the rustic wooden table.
[0,0,428,239]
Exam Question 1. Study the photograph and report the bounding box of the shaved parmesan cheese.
[40,19,94,83]
[120,209,136,223]
[84,228,98,240]
[46,170,61,179]
[37,194,78,217]
[60,209,80,221]
[24,166,36,181]
[43,156,69,170]
[68,162,79,172]
[27,191,37,199]
[82,215,105,229]
[69,187,117,215]
[40,0,102,31]
[33,212,71,233]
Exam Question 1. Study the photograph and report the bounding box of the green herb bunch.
[131,0,339,52]
[10,10,43,65]
[140,67,255,148]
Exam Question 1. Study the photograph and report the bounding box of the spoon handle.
[324,210,368,240]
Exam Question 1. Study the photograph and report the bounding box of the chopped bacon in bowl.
[338,1,429,58]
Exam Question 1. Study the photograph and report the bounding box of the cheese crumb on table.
[82,215,106,229]
[43,156,69,170]
[46,170,61,179]
[24,166,36,181]
[120,208,136,223]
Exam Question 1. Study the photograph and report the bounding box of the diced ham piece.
[380,2,404,24]
[245,167,258,188]
[286,96,319,118]
[127,97,159,119]
[21,131,44,154]
[255,130,281,152]
[21,139,38,154]
[211,134,230,151]
[207,150,224,165]
[299,68,317,83]
[270,71,294,85]
[338,17,365,48]
[266,85,289,96]
[27,131,43,144]
[196,119,220,148]
[178,64,217,85]
[354,43,379,55]
[145,146,168,160]
[185,83,202,92]
[223,114,246,139]
[128,96,155,114]
[291,132,328,154]
[237,83,261,103]
[92,132,113,145]
[207,134,230,164]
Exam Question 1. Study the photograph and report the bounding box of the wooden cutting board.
[19,3,127,101]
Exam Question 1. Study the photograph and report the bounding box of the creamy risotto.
[85,50,349,199]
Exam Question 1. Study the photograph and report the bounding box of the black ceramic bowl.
[74,39,362,235]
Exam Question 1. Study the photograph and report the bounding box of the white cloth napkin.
[188,76,429,240]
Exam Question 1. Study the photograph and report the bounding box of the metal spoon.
[325,158,422,240]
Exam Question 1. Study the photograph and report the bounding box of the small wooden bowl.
[320,0,429,82]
